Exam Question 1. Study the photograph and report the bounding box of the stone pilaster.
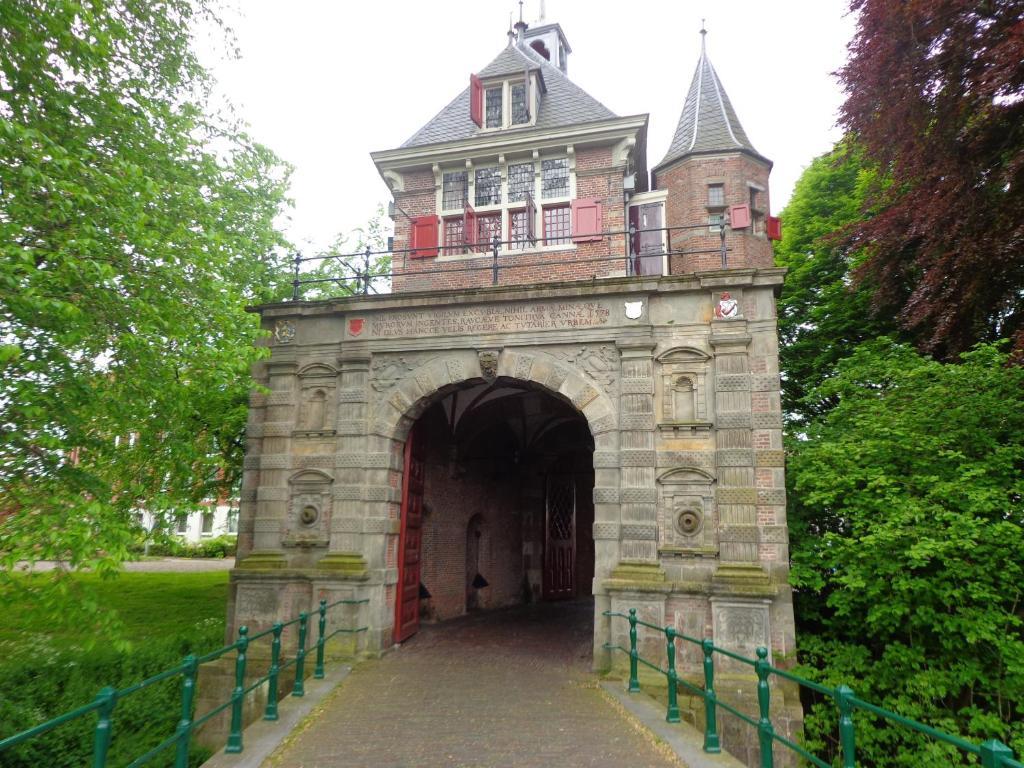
[320,351,371,578]
[610,341,663,581]
[242,357,297,567]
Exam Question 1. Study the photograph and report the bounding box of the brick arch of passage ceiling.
[380,349,618,447]
[452,388,593,460]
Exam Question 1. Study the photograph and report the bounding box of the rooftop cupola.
[518,12,571,75]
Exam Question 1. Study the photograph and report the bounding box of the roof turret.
[655,27,769,170]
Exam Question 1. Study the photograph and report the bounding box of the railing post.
[291,251,302,300]
[836,684,856,768]
[225,626,248,754]
[627,608,640,692]
[755,647,774,768]
[293,611,309,697]
[491,233,500,285]
[91,686,116,768]
[665,627,680,724]
[174,655,198,768]
[315,599,327,679]
[701,639,721,753]
[264,623,283,721]
[980,739,1014,768]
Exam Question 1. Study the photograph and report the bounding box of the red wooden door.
[543,475,576,600]
[394,423,425,643]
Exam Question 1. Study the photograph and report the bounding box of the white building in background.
[136,500,239,545]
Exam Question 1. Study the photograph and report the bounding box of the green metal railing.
[0,597,368,767]
[604,609,1022,768]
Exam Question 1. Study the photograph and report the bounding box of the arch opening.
[394,377,596,642]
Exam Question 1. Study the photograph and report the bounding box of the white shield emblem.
[624,301,643,320]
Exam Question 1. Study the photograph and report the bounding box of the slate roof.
[400,42,617,149]
[656,40,767,169]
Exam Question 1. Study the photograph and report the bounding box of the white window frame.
[434,149,576,261]
[477,75,538,133]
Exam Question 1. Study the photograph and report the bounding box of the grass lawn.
[0,570,229,651]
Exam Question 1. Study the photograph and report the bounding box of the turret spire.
[654,27,768,170]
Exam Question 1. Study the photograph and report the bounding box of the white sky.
[204,1,856,253]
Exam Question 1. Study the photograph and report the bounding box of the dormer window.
[470,74,537,130]
[510,83,529,125]
[485,87,502,128]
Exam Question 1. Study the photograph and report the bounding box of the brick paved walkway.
[266,599,682,768]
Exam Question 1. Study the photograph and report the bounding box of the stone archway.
[371,348,621,659]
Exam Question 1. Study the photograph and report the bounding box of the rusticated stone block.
[716,487,758,505]
[620,378,654,394]
[757,489,786,506]
[716,374,751,391]
[592,522,620,540]
[717,449,754,467]
[752,412,783,429]
[755,450,785,467]
[621,523,658,540]
[619,414,655,431]
[620,488,658,504]
[593,451,620,468]
[620,449,657,467]
[593,487,620,503]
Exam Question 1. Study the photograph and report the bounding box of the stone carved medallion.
[674,502,703,536]
[370,355,414,392]
[478,350,499,383]
[273,319,296,344]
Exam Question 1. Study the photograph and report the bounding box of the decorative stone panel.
[752,412,783,429]
[656,467,717,554]
[711,599,772,670]
[716,374,751,391]
[284,470,333,548]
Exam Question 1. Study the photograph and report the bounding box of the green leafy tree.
[298,206,392,301]
[775,141,900,424]
[0,0,291,633]
[789,339,1024,764]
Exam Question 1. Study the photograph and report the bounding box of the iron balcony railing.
[288,220,743,298]
[604,609,1022,768]
[0,597,368,768]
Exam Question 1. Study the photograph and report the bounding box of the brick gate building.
[227,18,801,765]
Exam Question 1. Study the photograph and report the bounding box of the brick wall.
[654,153,774,273]
[390,146,628,293]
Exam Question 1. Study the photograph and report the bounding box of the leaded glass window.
[707,183,725,207]
[544,205,571,245]
[485,87,502,128]
[508,163,533,203]
[442,171,467,210]
[444,217,464,254]
[510,82,529,125]
[510,209,530,249]
[541,158,569,199]
[475,167,501,206]
[476,213,501,253]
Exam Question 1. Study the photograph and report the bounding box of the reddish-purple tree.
[838,0,1024,358]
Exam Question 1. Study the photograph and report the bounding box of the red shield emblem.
[348,318,365,337]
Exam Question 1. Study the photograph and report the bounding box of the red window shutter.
[571,198,603,243]
[410,215,438,258]
[463,203,478,249]
[470,74,483,128]
[728,204,751,229]
[525,192,537,243]
[766,216,783,241]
